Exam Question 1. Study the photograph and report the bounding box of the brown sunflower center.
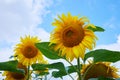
[83,63,116,80]
[10,63,27,79]
[11,72,25,79]
[62,25,84,47]
[22,45,38,58]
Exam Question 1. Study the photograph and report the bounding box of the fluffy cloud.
[0,0,54,61]
[96,34,120,51]
[0,0,53,43]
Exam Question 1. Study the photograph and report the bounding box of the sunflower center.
[62,25,84,47]
[11,72,25,79]
[23,45,38,58]
[11,63,27,79]
[84,63,115,80]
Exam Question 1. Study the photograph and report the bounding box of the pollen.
[62,24,84,47]
[22,45,38,58]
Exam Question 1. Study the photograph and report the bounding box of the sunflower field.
[0,13,120,80]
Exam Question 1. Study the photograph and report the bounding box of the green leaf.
[0,60,24,74]
[66,65,77,74]
[32,62,67,78]
[32,62,65,71]
[32,63,78,78]
[87,26,105,32]
[84,49,120,63]
[32,63,79,78]
[38,72,49,76]
[52,65,78,78]
[52,71,67,78]
[35,42,61,59]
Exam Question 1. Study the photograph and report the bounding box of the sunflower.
[81,62,120,80]
[14,35,45,66]
[50,13,97,61]
[2,63,28,80]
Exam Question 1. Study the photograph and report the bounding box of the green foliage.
[38,72,49,76]
[32,62,67,78]
[32,62,78,78]
[0,60,24,74]
[35,42,62,59]
[84,49,120,63]
[66,65,77,74]
[87,26,105,32]
[52,65,78,78]
[32,62,65,71]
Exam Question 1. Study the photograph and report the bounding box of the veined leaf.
[66,65,77,74]
[32,62,67,78]
[32,62,65,71]
[32,63,78,78]
[0,60,24,74]
[35,42,61,59]
[84,49,120,63]
[87,26,105,32]
[53,65,78,78]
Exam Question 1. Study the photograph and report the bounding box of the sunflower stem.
[68,74,74,80]
[64,58,77,80]
[44,74,47,80]
[65,58,78,72]
[27,65,30,80]
[77,58,81,80]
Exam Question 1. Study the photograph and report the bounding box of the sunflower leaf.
[87,26,105,32]
[38,72,49,76]
[84,49,120,63]
[32,62,67,78]
[66,65,77,74]
[52,71,67,78]
[0,60,24,74]
[32,62,65,70]
[52,65,78,78]
[32,63,79,78]
[35,42,62,59]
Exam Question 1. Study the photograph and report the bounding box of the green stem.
[65,58,78,72]
[27,65,30,80]
[44,74,47,80]
[82,63,94,80]
[64,58,77,80]
[68,74,74,80]
[77,58,81,80]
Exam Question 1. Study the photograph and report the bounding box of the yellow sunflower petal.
[50,13,97,61]
[72,46,80,58]
[14,35,46,66]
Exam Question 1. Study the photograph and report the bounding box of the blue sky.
[40,0,120,45]
[0,0,120,79]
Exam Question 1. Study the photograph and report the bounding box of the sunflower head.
[50,13,97,61]
[14,35,45,66]
[81,62,120,80]
[2,63,28,80]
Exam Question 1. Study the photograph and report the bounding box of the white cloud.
[96,34,120,51]
[0,0,52,43]
[0,0,54,62]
